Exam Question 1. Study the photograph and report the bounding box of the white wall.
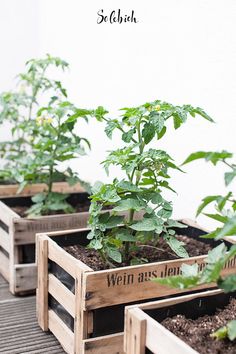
[1,0,236,229]
[0,0,39,142]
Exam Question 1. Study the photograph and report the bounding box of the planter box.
[0,188,91,295]
[0,181,84,198]
[36,219,236,354]
[124,289,236,354]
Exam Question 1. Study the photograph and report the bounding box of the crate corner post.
[37,234,49,331]
[124,307,146,354]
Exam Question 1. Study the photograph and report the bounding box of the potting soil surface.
[64,234,212,270]
[162,297,236,354]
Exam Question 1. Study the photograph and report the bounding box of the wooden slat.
[0,227,10,253]
[13,212,91,245]
[83,255,217,310]
[0,201,19,227]
[48,273,75,318]
[124,308,146,354]
[48,238,91,278]
[74,268,91,353]
[48,309,74,354]
[37,237,48,331]
[133,288,223,311]
[83,332,124,354]
[14,264,37,293]
[0,181,84,198]
[0,250,10,282]
[146,315,197,354]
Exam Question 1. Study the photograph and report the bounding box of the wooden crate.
[36,220,236,354]
[0,181,84,198]
[124,288,236,354]
[0,188,92,295]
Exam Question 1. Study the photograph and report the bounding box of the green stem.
[125,116,145,264]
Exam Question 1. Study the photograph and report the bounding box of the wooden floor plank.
[0,276,65,353]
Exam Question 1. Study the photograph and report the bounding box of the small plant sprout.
[88,100,213,266]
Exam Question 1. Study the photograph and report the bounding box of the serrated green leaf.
[107,248,122,263]
[181,263,199,277]
[113,198,145,212]
[142,123,155,144]
[32,192,46,203]
[165,236,189,258]
[153,275,199,290]
[183,151,233,166]
[116,229,136,242]
[218,275,236,293]
[196,195,221,216]
[225,170,236,186]
[130,217,158,231]
[122,128,136,143]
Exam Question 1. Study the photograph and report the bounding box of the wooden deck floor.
[0,275,65,353]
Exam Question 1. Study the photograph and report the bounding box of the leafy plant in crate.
[154,150,236,341]
[23,100,94,216]
[0,54,69,184]
[89,101,214,266]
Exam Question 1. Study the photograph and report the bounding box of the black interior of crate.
[1,192,90,208]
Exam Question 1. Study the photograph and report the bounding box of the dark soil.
[64,235,212,270]
[11,200,91,217]
[162,298,236,354]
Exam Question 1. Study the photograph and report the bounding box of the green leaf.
[153,274,199,290]
[196,195,221,216]
[94,106,108,121]
[113,198,145,212]
[165,236,189,258]
[107,248,122,263]
[173,113,182,129]
[89,239,103,250]
[212,321,236,341]
[105,120,118,139]
[117,180,141,192]
[183,151,233,166]
[203,213,228,223]
[157,126,167,140]
[211,326,228,340]
[99,214,124,229]
[167,220,187,229]
[130,217,159,231]
[122,128,136,143]
[142,123,155,144]
[225,170,236,186]
[116,229,136,242]
[181,263,199,277]
[227,320,236,341]
[218,275,236,293]
[207,216,236,240]
[31,192,46,203]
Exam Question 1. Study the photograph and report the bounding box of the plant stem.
[139,244,176,257]
[125,116,144,264]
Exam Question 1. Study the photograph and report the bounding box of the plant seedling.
[88,101,213,266]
